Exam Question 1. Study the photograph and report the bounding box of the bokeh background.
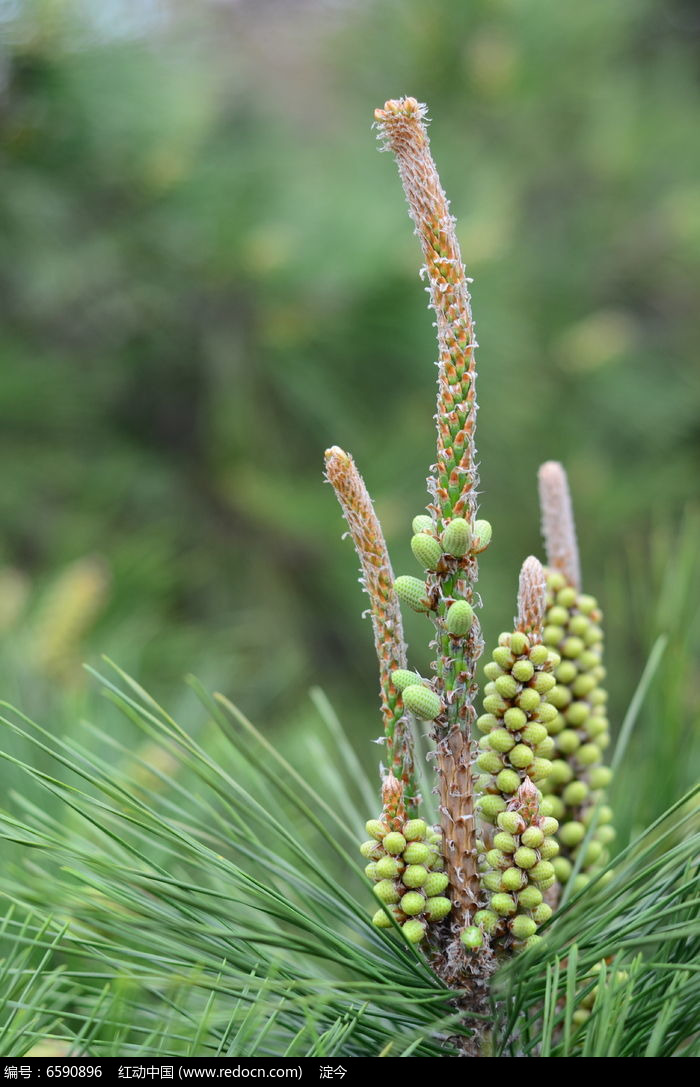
[1,0,698,841]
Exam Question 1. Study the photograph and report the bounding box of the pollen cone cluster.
[392,511,495,720]
[360,808,450,944]
[392,510,494,928]
[466,779,558,952]
[474,622,560,825]
[374,98,491,950]
[540,571,614,891]
[537,462,615,893]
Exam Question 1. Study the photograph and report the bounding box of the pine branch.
[374,95,494,1047]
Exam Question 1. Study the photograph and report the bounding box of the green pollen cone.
[472,519,492,553]
[412,514,434,535]
[446,599,474,636]
[442,517,470,556]
[424,895,452,921]
[401,919,426,944]
[403,684,443,721]
[541,570,614,881]
[390,669,423,692]
[411,532,443,571]
[460,926,483,949]
[394,575,430,612]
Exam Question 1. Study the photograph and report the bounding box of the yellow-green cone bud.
[521,723,548,746]
[403,685,443,721]
[509,743,535,769]
[477,795,507,820]
[402,838,428,862]
[577,742,601,766]
[446,600,474,636]
[394,575,430,613]
[596,825,616,845]
[411,533,443,571]
[501,867,526,891]
[491,893,516,916]
[374,880,400,904]
[557,729,581,755]
[486,848,509,870]
[412,514,434,534]
[495,769,521,795]
[360,840,382,859]
[530,758,553,781]
[424,896,452,921]
[476,751,503,775]
[589,767,613,789]
[460,926,483,949]
[496,769,521,793]
[401,919,426,943]
[559,821,585,847]
[542,798,562,820]
[517,885,543,910]
[400,891,425,916]
[423,871,449,896]
[511,914,537,940]
[473,909,500,933]
[549,760,574,785]
[365,819,387,840]
[442,517,470,557]
[372,906,398,928]
[391,669,423,692]
[582,840,603,866]
[375,856,401,879]
[566,702,590,727]
[533,903,553,924]
[530,860,555,884]
[562,781,589,807]
[533,672,556,695]
[504,707,527,731]
[497,811,526,835]
[521,826,544,849]
[483,871,503,892]
[403,818,427,841]
[382,831,407,854]
[529,644,549,666]
[510,632,530,656]
[538,703,559,725]
[493,646,515,669]
[472,519,492,553]
[489,728,516,753]
[514,846,538,869]
[517,689,541,714]
[512,659,535,683]
[553,857,572,882]
[403,864,429,888]
[495,674,518,699]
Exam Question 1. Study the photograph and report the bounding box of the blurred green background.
[0,0,698,839]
